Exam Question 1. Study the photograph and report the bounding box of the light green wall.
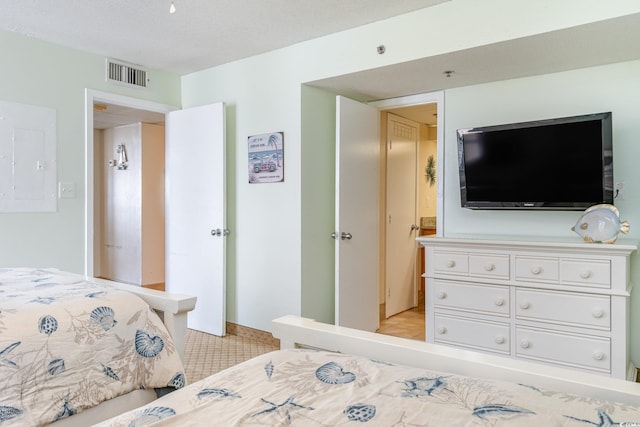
[3,0,640,366]
[444,61,640,238]
[301,85,336,324]
[0,30,180,272]
[444,60,640,366]
[181,52,306,328]
[180,0,640,365]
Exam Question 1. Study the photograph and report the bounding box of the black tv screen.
[457,112,613,210]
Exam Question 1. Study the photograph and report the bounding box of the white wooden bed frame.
[87,275,197,361]
[271,315,640,406]
[53,307,640,425]
[47,271,197,427]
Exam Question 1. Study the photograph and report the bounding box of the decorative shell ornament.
[571,204,630,244]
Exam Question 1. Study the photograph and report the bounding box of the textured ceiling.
[4,2,638,129]
[0,0,448,75]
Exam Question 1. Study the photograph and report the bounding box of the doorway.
[375,94,442,341]
[95,121,165,286]
[84,89,175,280]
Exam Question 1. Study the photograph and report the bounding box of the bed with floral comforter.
[95,348,640,426]
[0,268,185,426]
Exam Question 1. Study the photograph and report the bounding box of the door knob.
[340,232,353,240]
[211,228,230,237]
[411,224,419,231]
[331,231,353,240]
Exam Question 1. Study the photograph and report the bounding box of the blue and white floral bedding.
[0,268,185,426]
[96,348,640,426]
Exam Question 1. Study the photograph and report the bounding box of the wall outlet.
[615,181,625,201]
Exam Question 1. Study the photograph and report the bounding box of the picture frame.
[248,131,284,184]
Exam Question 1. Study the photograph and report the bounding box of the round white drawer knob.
[520,340,531,349]
[437,326,447,334]
[592,352,605,361]
[495,336,505,344]
[530,266,542,275]
[484,263,495,272]
[580,271,592,279]
[519,302,530,310]
[445,260,456,268]
[437,291,447,299]
[494,298,505,307]
[592,309,604,319]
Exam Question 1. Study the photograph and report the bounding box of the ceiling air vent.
[106,58,148,88]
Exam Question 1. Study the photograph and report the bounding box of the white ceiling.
[1,0,451,128]
[310,13,640,102]
[0,0,448,75]
[92,103,166,130]
[4,2,639,129]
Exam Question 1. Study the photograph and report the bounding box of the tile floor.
[376,292,425,341]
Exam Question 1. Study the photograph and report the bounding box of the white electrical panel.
[0,100,57,212]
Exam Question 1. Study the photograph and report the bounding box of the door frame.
[371,91,444,317]
[384,112,420,318]
[84,89,178,277]
[371,91,444,235]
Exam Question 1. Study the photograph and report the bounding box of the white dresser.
[417,235,638,380]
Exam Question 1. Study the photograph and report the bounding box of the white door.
[335,96,379,332]
[385,114,419,318]
[165,103,226,336]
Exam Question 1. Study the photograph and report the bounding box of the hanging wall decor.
[425,154,436,187]
[248,131,284,184]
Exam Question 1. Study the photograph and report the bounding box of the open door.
[165,103,227,336]
[335,96,379,332]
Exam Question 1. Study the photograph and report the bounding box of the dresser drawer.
[433,280,510,316]
[469,253,509,279]
[515,326,610,373]
[516,288,610,330]
[560,259,611,288]
[433,251,468,275]
[515,256,558,282]
[435,314,510,355]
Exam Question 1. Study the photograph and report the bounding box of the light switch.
[58,181,76,198]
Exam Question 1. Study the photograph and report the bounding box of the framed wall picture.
[248,131,284,184]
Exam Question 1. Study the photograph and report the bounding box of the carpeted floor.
[182,301,426,385]
[183,329,279,384]
[182,324,640,385]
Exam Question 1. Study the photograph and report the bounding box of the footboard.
[88,276,196,360]
[30,270,196,359]
[271,315,640,406]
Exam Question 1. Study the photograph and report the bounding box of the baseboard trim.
[226,322,280,347]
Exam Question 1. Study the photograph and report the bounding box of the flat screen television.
[457,112,613,210]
